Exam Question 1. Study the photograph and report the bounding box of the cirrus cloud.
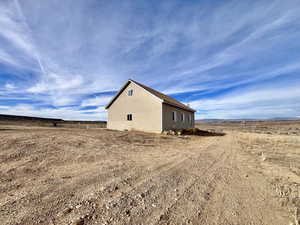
[0,0,299,120]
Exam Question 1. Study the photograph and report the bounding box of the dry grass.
[197,120,300,136]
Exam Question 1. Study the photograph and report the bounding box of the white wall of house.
[107,82,163,132]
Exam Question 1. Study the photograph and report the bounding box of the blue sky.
[0,0,300,120]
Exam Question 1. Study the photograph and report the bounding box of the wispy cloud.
[190,82,300,119]
[0,105,10,110]
[81,95,113,107]
[0,0,299,120]
[4,83,15,90]
[0,0,40,71]
[0,104,106,120]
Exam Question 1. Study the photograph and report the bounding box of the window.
[127,114,132,121]
[181,113,185,122]
[128,89,133,96]
[189,115,192,124]
[172,111,177,121]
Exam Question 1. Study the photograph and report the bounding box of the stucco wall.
[107,82,163,132]
[162,103,194,130]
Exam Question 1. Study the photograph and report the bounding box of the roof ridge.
[129,79,195,112]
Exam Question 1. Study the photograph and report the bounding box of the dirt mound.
[181,128,225,136]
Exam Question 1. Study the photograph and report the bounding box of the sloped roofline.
[105,79,196,112]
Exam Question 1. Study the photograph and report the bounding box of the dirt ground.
[0,124,299,225]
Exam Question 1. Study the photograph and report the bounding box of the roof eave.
[163,101,196,113]
[105,80,131,109]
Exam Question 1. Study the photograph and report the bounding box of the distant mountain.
[268,117,300,120]
[196,117,300,123]
[0,114,62,122]
[0,114,105,123]
[196,119,227,123]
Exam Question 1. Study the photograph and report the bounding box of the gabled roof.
[105,79,196,112]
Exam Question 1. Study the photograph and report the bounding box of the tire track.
[88,137,223,224]
[151,137,230,225]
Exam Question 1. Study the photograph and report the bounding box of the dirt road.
[0,126,299,225]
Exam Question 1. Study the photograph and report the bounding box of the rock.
[125,209,131,216]
[140,193,146,198]
[159,214,167,221]
[261,152,267,161]
[162,131,168,135]
[197,210,201,216]
[71,218,84,225]
[204,192,210,200]
[170,130,175,135]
